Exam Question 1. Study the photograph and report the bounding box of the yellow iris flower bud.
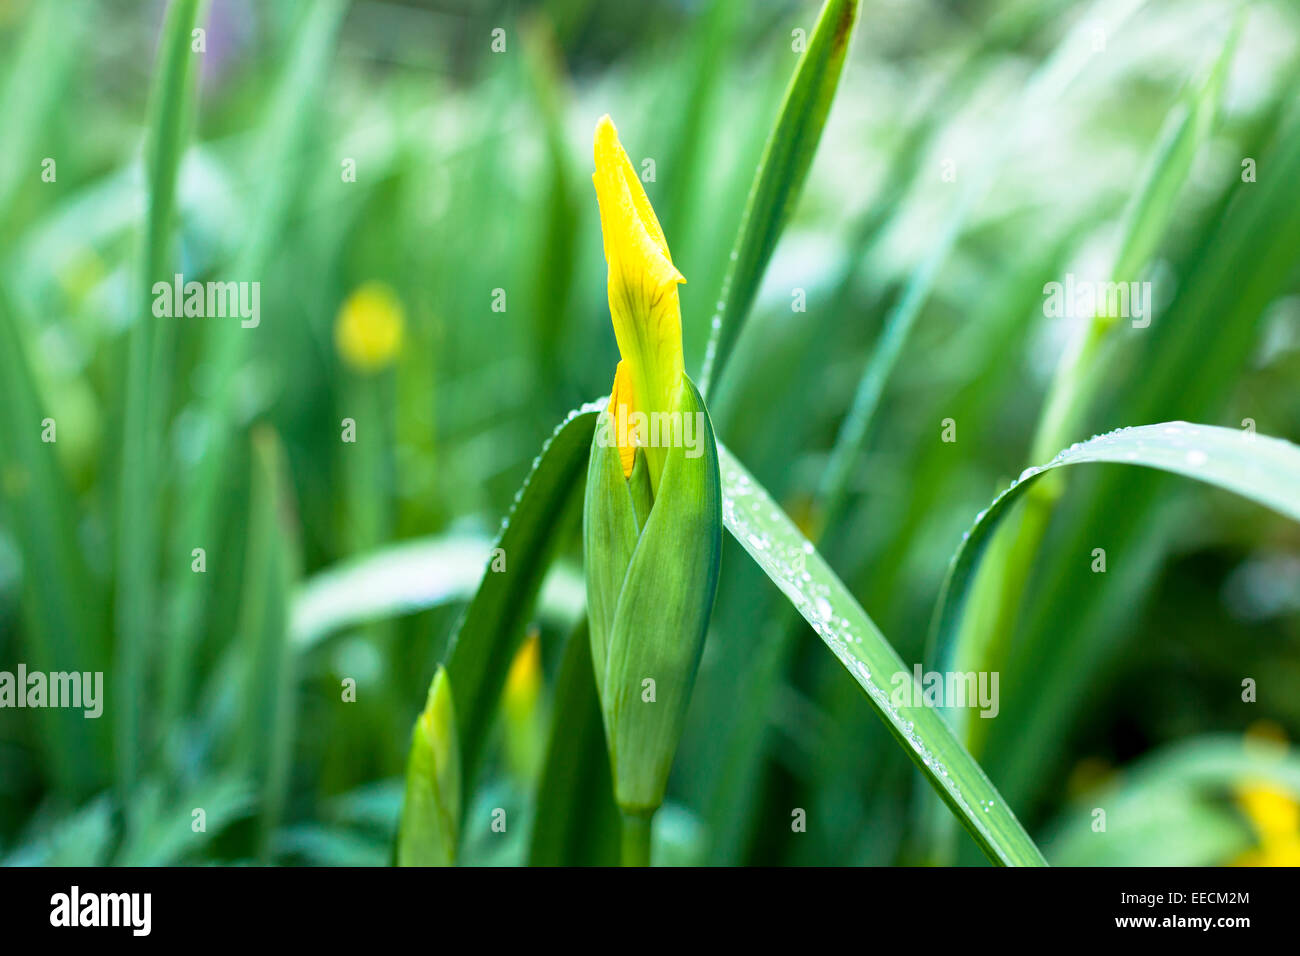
[584,116,723,839]
[592,115,686,490]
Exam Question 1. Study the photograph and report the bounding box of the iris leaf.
[932,423,1300,711]
[717,444,1046,866]
[442,405,599,786]
[699,0,860,396]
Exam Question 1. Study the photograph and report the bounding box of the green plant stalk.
[341,374,402,770]
[953,23,1240,755]
[0,0,82,228]
[698,0,860,397]
[620,811,653,867]
[232,429,301,862]
[114,0,204,802]
[961,319,1108,757]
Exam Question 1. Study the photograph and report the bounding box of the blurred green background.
[1,0,1299,866]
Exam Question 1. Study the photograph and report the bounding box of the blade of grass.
[718,444,1046,865]
[527,618,620,865]
[1036,19,1241,478]
[0,290,106,797]
[0,0,83,227]
[113,0,204,802]
[520,15,580,418]
[687,7,1078,860]
[229,428,302,862]
[114,775,255,865]
[658,0,741,242]
[698,0,861,397]
[1,794,115,866]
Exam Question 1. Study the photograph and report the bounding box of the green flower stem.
[620,811,653,867]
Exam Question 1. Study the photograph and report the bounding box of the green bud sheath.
[584,375,722,814]
[584,416,642,704]
[627,447,653,528]
[397,666,461,865]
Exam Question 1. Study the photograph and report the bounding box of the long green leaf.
[527,619,620,866]
[0,292,106,796]
[933,423,1300,704]
[443,405,599,785]
[983,60,1300,819]
[945,27,1245,786]
[230,428,302,862]
[718,445,1045,866]
[289,536,584,649]
[1032,20,1241,468]
[0,0,83,225]
[1109,16,1239,288]
[113,0,204,800]
[699,0,860,396]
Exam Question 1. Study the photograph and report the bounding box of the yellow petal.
[609,360,637,478]
[593,114,685,489]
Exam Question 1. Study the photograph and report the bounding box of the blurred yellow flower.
[503,629,542,723]
[502,629,544,781]
[592,114,685,488]
[335,281,405,372]
[1231,781,1300,866]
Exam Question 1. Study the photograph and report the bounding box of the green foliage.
[701,0,861,395]
[1,0,1298,867]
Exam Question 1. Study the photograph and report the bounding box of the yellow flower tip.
[593,115,687,489]
[592,115,683,285]
[504,630,542,715]
[335,280,405,372]
[609,360,637,478]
